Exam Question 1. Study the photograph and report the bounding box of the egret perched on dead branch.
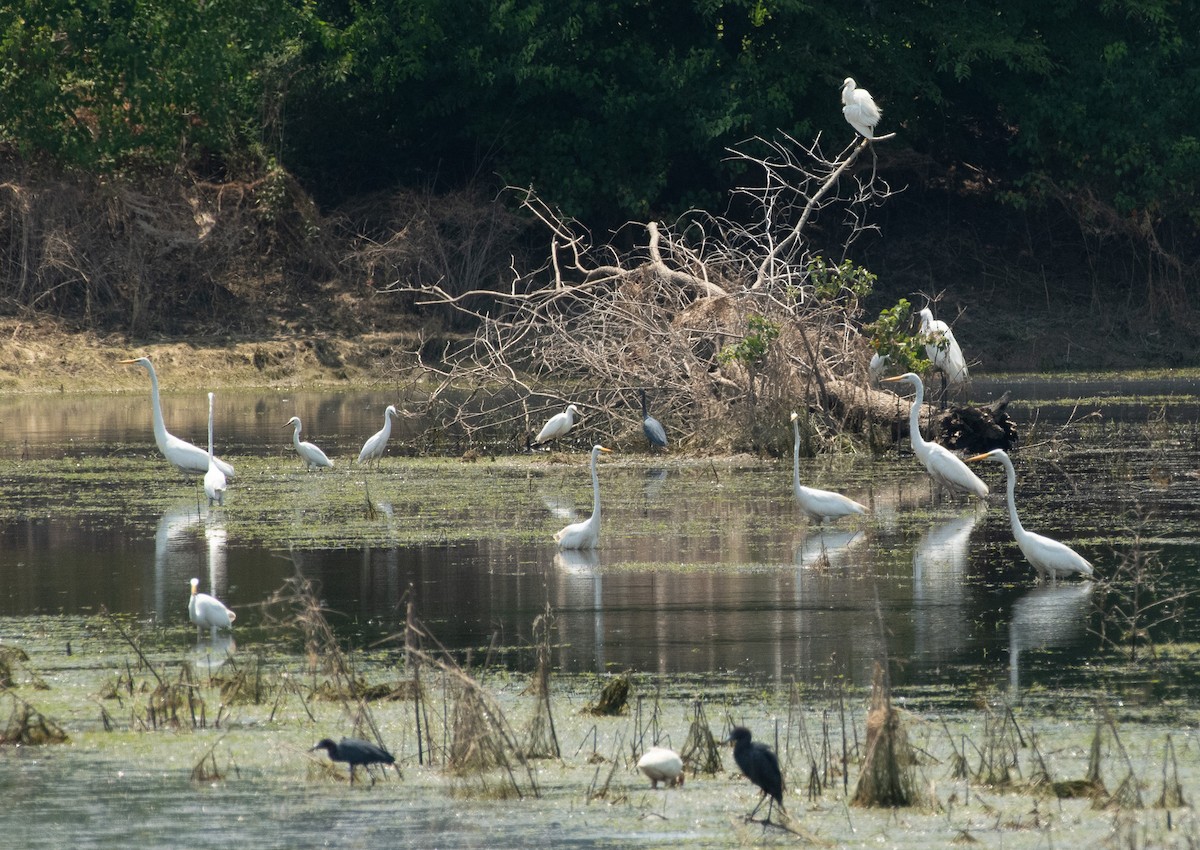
[188,577,235,637]
[203,392,226,507]
[554,445,612,549]
[918,307,969,387]
[284,416,334,470]
[357,405,398,467]
[638,746,684,789]
[791,412,868,521]
[120,357,235,478]
[968,449,1094,583]
[882,373,988,499]
[533,403,581,448]
[841,77,881,139]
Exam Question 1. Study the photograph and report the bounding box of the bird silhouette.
[727,726,784,822]
[310,737,395,784]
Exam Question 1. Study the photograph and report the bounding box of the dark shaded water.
[2,373,1200,694]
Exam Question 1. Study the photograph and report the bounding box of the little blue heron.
[727,726,784,822]
[639,390,668,450]
[311,737,395,784]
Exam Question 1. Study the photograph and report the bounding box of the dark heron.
[311,737,395,784]
[727,726,784,822]
[639,389,667,450]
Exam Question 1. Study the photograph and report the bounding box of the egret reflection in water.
[151,504,228,629]
[1009,583,1094,692]
[793,530,865,570]
[913,512,979,666]
[553,548,603,672]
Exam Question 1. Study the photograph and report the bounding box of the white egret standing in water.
[203,392,226,507]
[533,404,581,448]
[357,405,398,467]
[882,373,988,499]
[119,357,235,478]
[554,445,612,549]
[188,577,235,638]
[284,416,334,470]
[968,449,1094,583]
[841,77,881,139]
[790,412,868,521]
[637,746,684,789]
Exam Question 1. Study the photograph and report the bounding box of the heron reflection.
[1009,583,1093,693]
[553,548,603,672]
[913,512,979,666]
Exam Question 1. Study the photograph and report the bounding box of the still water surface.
[2,374,1199,692]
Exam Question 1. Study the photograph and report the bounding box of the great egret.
[533,403,581,448]
[791,411,868,521]
[882,373,988,499]
[841,77,881,139]
[918,307,969,387]
[284,416,334,470]
[554,445,612,549]
[310,737,395,784]
[188,577,235,637]
[203,392,226,507]
[727,726,784,822]
[967,449,1095,583]
[357,404,398,467]
[639,389,668,450]
[120,357,235,478]
[637,746,684,789]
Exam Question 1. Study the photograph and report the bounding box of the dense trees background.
[1,0,1197,363]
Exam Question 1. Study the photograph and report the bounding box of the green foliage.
[863,299,930,375]
[719,314,780,370]
[807,256,876,303]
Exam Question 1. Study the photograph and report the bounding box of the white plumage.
[791,412,868,521]
[534,404,581,447]
[637,746,684,789]
[203,392,226,507]
[285,416,334,470]
[357,405,398,466]
[554,445,612,549]
[120,356,236,478]
[918,307,969,386]
[841,77,882,139]
[968,449,1094,583]
[883,373,989,499]
[188,577,235,635]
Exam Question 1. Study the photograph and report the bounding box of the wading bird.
[554,445,612,550]
[841,77,881,140]
[968,449,1094,584]
[203,392,226,507]
[727,726,784,822]
[882,373,988,500]
[284,416,334,470]
[188,577,235,638]
[639,389,668,451]
[791,412,868,521]
[637,746,684,789]
[918,307,969,390]
[120,357,235,478]
[357,405,398,467]
[532,404,581,449]
[310,737,395,785]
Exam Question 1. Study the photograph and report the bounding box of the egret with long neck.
[203,392,226,507]
[882,373,987,499]
[554,445,612,549]
[790,412,867,521]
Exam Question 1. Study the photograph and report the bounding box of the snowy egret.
[638,746,684,789]
[356,405,398,467]
[727,726,784,822]
[791,412,868,521]
[554,445,612,549]
[967,449,1094,583]
[841,77,881,139]
[120,357,235,478]
[918,307,969,388]
[284,416,334,470]
[310,737,395,784]
[639,390,667,450]
[532,404,581,448]
[188,577,235,637]
[203,392,226,507]
[882,373,988,499]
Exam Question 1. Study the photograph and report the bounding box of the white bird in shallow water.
[203,392,226,507]
[120,357,235,478]
[188,577,235,636]
[533,404,581,448]
[791,412,868,521]
[841,77,882,139]
[882,373,988,499]
[284,416,334,470]
[918,307,969,387]
[554,445,612,549]
[968,449,1094,584]
[638,746,684,789]
[357,405,398,467]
